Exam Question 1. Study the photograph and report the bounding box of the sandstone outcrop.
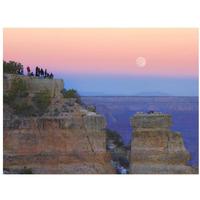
[3,74,114,174]
[3,74,64,98]
[129,112,198,174]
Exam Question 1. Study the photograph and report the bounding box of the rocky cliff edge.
[3,74,115,174]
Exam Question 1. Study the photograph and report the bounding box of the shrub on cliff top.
[61,88,84,105]
[3,60,23,74]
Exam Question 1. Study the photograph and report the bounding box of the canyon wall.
[3,74,114,174]
[129,112,198,174]
[3,74,64,98]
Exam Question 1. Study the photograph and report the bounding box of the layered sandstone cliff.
[3,74,64,98]
[3,74,114,174]
[129,112,198,174]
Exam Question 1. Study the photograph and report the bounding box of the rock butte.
[3,74,115,174]
[129,112,198,174]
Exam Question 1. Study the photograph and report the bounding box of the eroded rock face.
[3,74,64,98]
[129,113,198,174]
[3,75,114,174]
[3,107,114,174]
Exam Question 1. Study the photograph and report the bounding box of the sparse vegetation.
[4,79,51,117]
[34,90,51,115]
[14,102,35,117]
[3,79,35,116]
[61,88,84,105]
[106,128,132,150]
[3,79,28,106]
[105,128,125,148]
[53,108,60,116]
[3,60,23,74]
[148,110,155,114]
[106,128,131,170]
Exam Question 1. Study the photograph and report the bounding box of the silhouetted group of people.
[26,66,54,79]
[16,65,54,79]
[16,65,24,75]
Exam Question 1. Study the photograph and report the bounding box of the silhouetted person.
[27,66,30,76]
[35,66,39,76]
[21,65,24,75]
[41,68,44,79]
[30,72,34,76]
[44,69,47,78]
[50,73,54,79]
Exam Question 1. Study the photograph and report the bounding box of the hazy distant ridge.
[79,91,172,96]
[134,91,171,96]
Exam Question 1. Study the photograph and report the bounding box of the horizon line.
[80,95,199,97]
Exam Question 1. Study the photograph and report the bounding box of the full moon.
[136,57,146,67]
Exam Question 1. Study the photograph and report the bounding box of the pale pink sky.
[3,28,199,78]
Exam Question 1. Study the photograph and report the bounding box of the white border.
[0,1,199,200]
